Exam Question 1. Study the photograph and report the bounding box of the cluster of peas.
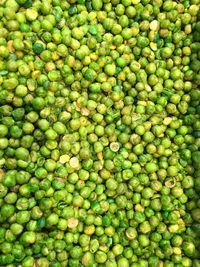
[0,0,200,266]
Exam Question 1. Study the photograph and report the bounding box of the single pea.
[0,125,8,137]
[15,147,29,161]
[32,42,44,55]
[167,166,179,176]
[117,258,129,267]
[145,162,158,173]
[183,242,196,257]
[95,251,107,264]
[0,138,8,149]
[32,97,45,110]
[104,64,116,76]
[4,192,17,204]
[16,211,30,224]
[1,204,15,218]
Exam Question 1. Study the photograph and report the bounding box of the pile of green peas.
[0,0,200,266]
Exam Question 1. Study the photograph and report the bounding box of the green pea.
[104,64,116,76]
[46,213,59,226]
[117,258,129,267]
[0,124,8,137]
[81,251,95,266]
[70,246,83,259]
[106,178,118,190]
[145,162,158,173]
[1,204,15,218]
[183,242,196,257]
[95,251,107,263]
[4,192,17,204]
[0,138,8,149]
[137,36,149,48]
[15,147,29,161]
[21,256,34,267]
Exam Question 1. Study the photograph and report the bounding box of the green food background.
[0,0,200,266]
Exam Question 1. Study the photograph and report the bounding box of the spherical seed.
[69,157,80,168]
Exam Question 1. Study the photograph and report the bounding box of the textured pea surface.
[0,0,200,267]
